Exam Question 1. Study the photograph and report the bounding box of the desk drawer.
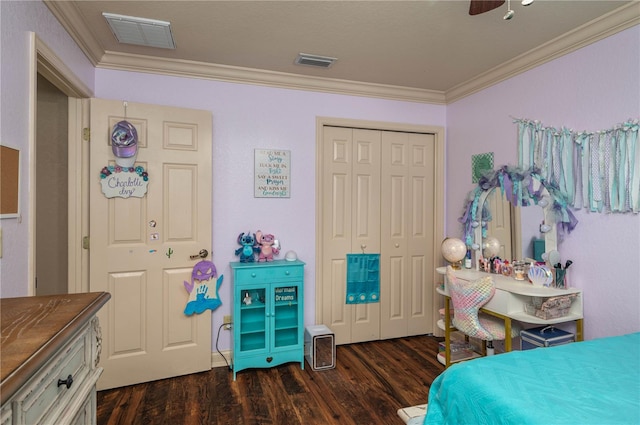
[235,265,303,284]
[13,324,91,425]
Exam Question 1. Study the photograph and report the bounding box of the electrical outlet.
[223,315,232,330]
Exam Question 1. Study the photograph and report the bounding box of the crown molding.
[97,51,446,104]
[43,0,103,66]
[445,3,640,103]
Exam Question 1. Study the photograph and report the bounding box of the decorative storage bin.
[524,294,578,320]
[521,325,575,350]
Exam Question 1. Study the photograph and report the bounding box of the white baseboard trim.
[211,350,233,369]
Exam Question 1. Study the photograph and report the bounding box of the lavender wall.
[94,71,446,350]
[0,1,95,298]
[2,0,637,351]
[446,26,640,339]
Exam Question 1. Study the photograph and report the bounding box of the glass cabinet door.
[273,285,299,349]
[238,287,267,353]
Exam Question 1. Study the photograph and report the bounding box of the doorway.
[29,33,92,296]
[35,73,69,295]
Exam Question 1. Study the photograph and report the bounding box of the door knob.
[190,249,208,260]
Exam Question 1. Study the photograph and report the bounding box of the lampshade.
[441,238,467,269]
[483,236,501,258]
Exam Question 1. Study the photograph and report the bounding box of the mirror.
[459,166,578,270]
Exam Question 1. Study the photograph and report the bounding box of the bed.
[423,332,640,425]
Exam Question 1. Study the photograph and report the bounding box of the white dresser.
[1,292,110,425]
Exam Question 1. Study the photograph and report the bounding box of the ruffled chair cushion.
[447,266,520,341]
[447,266,497,341]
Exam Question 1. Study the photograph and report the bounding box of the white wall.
[2,0,637,350]
[446,26,640,340]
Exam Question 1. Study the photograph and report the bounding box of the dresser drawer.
[1,403,11,425]
[235,265,303,284]
[13,323,92,425]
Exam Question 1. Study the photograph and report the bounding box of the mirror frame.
[458,165,578,269]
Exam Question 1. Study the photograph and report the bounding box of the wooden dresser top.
[0,292,110,404]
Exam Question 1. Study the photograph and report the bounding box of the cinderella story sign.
[254,149,290,198]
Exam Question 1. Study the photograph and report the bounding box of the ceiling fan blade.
[469,0,506,15]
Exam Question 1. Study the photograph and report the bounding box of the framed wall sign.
[254,149,290,198]
[1,145,20,218]
[471,152,494,183]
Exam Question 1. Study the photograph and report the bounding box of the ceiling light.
[294,53,337,68]
[522,0,534,6]
[103,13,176,49]
[503,0,515,20]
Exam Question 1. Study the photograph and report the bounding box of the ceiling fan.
[469,0,533,19]
[469,0,505,16]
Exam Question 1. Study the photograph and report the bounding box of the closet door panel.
[322,127,354,344]
[350,129,381,343]
[407,135,436,335]
[381,132,436,339]
[381,133,410,339]
[321,127,381,345]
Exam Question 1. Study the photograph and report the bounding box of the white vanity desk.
[436,266,583,367]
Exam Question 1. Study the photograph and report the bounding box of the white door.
[321,127,381,344]
[380,131,435,339]
[89,99,213,390]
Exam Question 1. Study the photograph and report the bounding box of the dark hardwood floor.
[97,334,444,425]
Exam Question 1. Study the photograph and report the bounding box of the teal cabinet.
[230,260,305,380]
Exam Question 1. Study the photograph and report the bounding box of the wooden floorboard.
[97,334,444,425]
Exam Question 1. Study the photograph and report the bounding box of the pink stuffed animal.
[255,230,280,262]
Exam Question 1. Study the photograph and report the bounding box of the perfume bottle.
[464,249,472,269]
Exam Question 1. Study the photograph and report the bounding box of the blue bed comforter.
[425,332,640,425]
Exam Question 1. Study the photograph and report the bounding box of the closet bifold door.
[380,131,435,339]
[321,126,381,345]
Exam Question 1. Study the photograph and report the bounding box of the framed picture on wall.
[1,145,20,219]
[254,149,290,198]
[471,152,494,184]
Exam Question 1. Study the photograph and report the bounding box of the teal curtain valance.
[516,118,639,214]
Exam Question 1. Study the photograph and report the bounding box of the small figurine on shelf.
[255,230,280,262]
[235,232,259,262]
[243,291,252,305]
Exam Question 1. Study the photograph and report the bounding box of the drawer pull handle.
[57,374,74,389]
[251,273,256,277]
[285,271,290,275]
[266,357,273,363]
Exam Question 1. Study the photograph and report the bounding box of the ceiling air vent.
[294,53,337,68]
[103,13,176,49]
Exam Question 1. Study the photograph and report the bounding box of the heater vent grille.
[295,53,337,68]
[103,13,176,49]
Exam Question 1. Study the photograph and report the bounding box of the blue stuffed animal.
[235,232,259,262]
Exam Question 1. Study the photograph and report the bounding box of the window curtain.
[516,118,639,214]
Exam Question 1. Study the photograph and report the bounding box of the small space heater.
[304,325,335,371]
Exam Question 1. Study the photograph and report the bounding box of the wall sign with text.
[254,149,290,198]
[100,165,149,199]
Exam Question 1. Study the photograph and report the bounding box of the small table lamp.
[441,237,467,270]
[483,236,501,258]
